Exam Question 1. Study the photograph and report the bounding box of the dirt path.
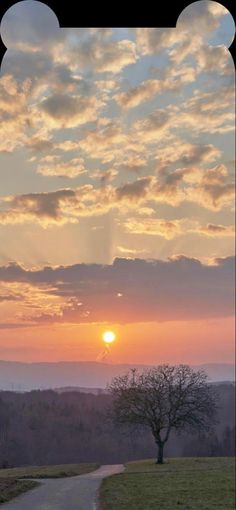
[2,465,124,510]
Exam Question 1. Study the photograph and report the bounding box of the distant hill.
[0,383,235,466]
[55,386,107,395]
[0,360,234,391]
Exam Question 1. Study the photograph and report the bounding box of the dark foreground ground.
[0,479,39,505]
[0,464,98,504]
[0,458,234,509]
[0,465,124,509]
[99,457,235,510]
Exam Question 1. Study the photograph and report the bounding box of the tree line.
[0,377,235,468]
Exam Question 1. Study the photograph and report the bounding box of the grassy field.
[0,462,99,505]
[0,479,39,504]
[99,457,235,510]
[0,462,99,479]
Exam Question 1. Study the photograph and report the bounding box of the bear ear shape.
[177,0,235,49]
[0,0,60,51]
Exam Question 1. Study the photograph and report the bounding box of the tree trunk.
[156,441,164,464]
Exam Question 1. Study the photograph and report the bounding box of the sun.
[103,331,116,344]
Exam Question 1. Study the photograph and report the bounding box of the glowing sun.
[103,331,116,344]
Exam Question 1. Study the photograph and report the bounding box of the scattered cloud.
[196,223,235,237]
[0,1,234,335]
[116,177,154,202]
[122,217,235,239]
[114,66,196,110]
[115,155,147,174]
[92,168,118,184]
[56,35,137,74]
[116,246,149,255]
[0,256,234,324]
[115,79,170,109]
[189,164,235,210]
[0,160,234,229]
[123,218,184,239]
[0,189,79,226]
[39,93,104,129]
[37,157,86,178]
[79,121,128,164]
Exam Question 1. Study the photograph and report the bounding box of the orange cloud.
[0,256,234,326]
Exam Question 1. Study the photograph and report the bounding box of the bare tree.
[109,364,218,464]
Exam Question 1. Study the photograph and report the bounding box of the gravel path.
[2,465,124,510]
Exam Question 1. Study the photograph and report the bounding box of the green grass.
[0,462,99,505]
[0,462,99,479]
[0,479,39,504]
[99,457,235,510]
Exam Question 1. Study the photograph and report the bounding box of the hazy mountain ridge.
[0,360,234,391]
[55,386,107,395]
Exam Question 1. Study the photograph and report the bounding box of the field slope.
[0,463,99,505]
[0,479,39,505]
[0,463,99,480]
[99,457,235,510]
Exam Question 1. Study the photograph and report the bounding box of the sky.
[0,0,235,364]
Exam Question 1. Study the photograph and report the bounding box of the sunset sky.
[0,0,235,364]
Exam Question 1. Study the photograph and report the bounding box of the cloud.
[116,246,149,255]
[79,121,128,163]
[0,74,31,152]
[178,1,230,37]
[152,163,234,210]
[39,93,103,128]
[135,2,229,58]
[37,157,86,178]
[196,224,235,237]
[95,79,117,91]
[130,85,234,143]
[123,218,183,239]
[176,86,235,134]
[0,294,21,302]
[95,79,119,101]
[1,49,53,83]
[0,256,234,324]
[190,164,235,210]
[196,45,232,75]
[93,40,137,73]
[0,74,30,113]
[114,67,196,110]
[153,167,191,205]
[0,279,63,329]
[115,80,168,109]
[115,155,147,174]
[172,143,220,167]
[0,185,118,226]
[0,189,79,226]
[133,109,171,143]
[26,137,54,153]
[1,5,137,82]
[109,82,232,185]
[92,169,118,185]
[116,177,154,202]
[0,0,234,283]
[56,141,79,152]
[153,141,220,183]
[0,161,233,229]
[57,35,137,74]
[0,323,36,329]
[135,28,184,56]
[122,217,235,239]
